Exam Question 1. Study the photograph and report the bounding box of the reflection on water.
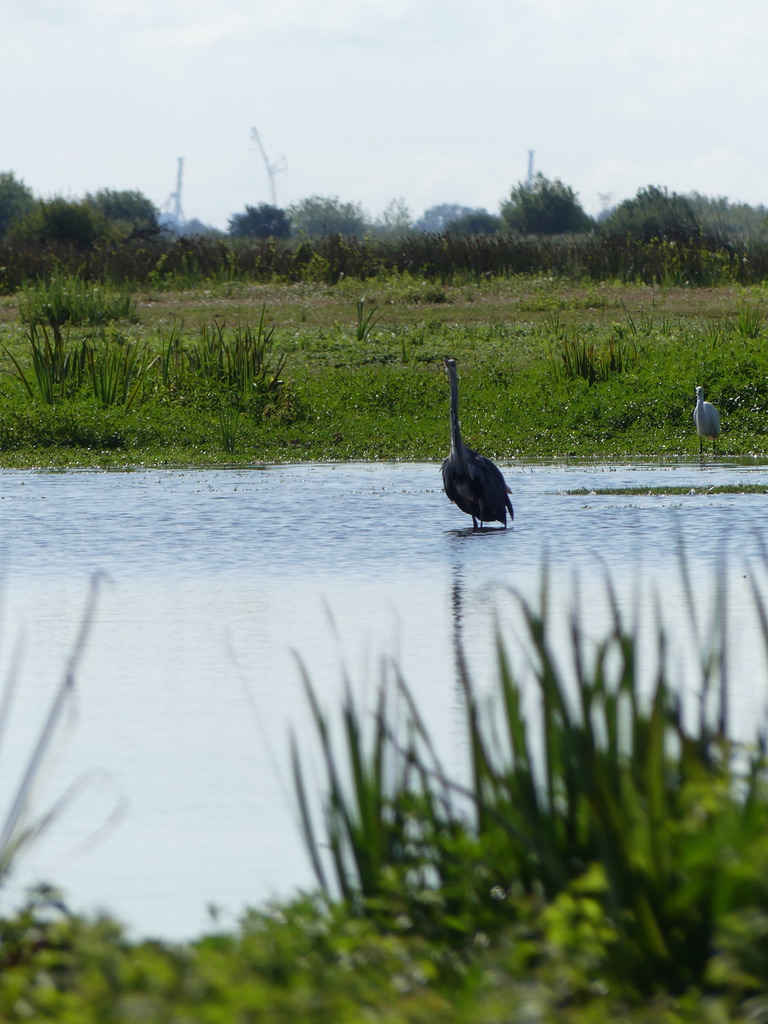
[0,460,767,939]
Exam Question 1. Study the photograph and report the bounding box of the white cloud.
[2,0,768,227]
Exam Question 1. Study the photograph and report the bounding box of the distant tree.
[0,171,35,240]
[8,197,109,248]
[85,188,160,233]
[374,197,413,239]
[179,218,225,238]
[415,203,478,233]
[686,192,768,240]
[601,185,700,240]
[446,210,502,236]
[288,195,369,238]
[228,203,291,239]
[500,173,593,234]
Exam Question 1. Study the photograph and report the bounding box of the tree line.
[1,169,767,249]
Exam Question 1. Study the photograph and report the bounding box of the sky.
[2,0,767,231]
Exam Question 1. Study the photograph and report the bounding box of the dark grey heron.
[693,385,720,455]
[441,356,514,528]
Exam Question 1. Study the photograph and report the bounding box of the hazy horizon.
[2,0,766,231]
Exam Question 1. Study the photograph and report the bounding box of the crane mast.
[161,157,185,229]
[251,127,287,207]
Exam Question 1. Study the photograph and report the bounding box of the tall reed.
[18,271,136,336]
[734,298,764,338]
[6,324,88,403]
[183,308,286,402]
[550,330,638,383]
[0,577,102,882]
[292,563,768,992]
[355,298,383,342]
[6,326,151,407]
[1,232,764,294]
[86,339,152,408]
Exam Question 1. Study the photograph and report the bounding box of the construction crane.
[251,128,287,207]
[161,157,185,229]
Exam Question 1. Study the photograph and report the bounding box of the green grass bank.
[0,273,767,466]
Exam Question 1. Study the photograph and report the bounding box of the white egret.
[693,385,720,455]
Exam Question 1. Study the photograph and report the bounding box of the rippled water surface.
[1,459,767,939]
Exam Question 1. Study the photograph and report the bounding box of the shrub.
[18,271,137,337]
[602,185,702,242]
[9,197,110,248]
[84,188,160,236]
[289,195,369,238]
[228,203,291,239]
[501,173,594,235]
[0,171,35,241]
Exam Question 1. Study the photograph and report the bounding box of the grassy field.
[0,273,766,466]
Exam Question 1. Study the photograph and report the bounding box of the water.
[0,459,767,940]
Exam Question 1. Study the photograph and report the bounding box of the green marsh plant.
[621,297,672,339]
[18,271,136,340]
[85,337,153,409]
[548,336,594,384]
[7,325,151,408]
[734,298,764,338]
[293,561,768,992]
[550,333,600,384]
[355,298,383,343]
[6,323,88,404]
[622,300,656,338]
[184,307,286,403]
[0,577,101,882]
[702,316,728,347]
[550,325,638,384]
[218,406,241,453]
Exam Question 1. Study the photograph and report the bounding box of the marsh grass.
[550,333,600,383]
[0,577,101,882]
[6,324,88,403]
[622,300,657,338]
[550,329,638,384]
[355,298,383,342]
[6,325,151,408]
[293,562,768,992]
[702,316,729,347]
[5,276,768,463]
[18,272,136,338]
[86,338,152,409]
[218,406,240,453]
[182,307,286,402]
[4,232,768,298]
[735,298,765,338]
[567,484,768,495]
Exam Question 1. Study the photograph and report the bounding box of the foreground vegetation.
[5,564,768,1019]
[1,260,768,466]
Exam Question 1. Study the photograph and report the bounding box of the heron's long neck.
[449,373,467,462]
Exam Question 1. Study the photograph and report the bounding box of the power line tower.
[161,157,185,229]
[527,150,535,186]
[251,128,287,207]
